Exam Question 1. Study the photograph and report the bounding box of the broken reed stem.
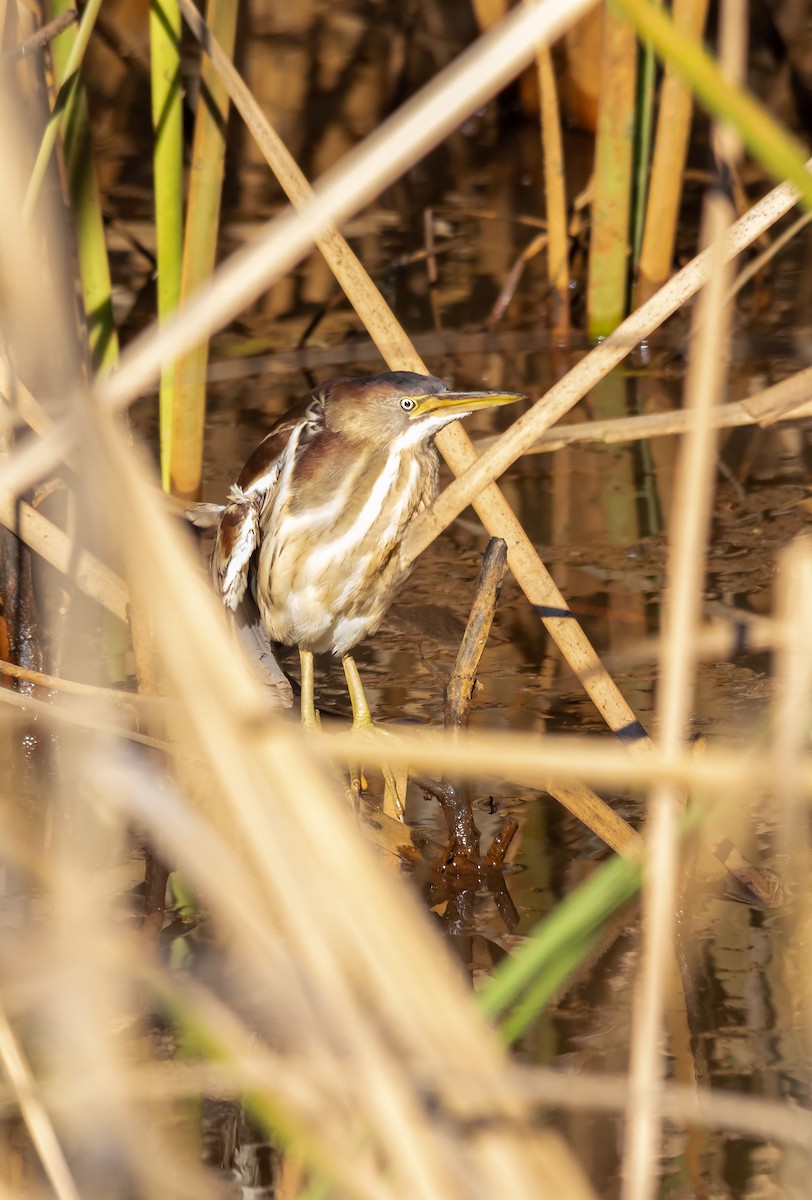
[440,537,508,858]
[622,192,733,1200]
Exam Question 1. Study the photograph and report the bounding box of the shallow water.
[192,339,812,1198]
[104,15,812,1191]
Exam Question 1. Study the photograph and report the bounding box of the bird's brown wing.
[210,489,261,610]
[209,386,332,610]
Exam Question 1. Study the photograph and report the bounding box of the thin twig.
[0,657,166,707]
[1,9,77,59]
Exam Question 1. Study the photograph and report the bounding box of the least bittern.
[192,371,524,808]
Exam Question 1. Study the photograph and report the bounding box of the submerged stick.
[445,538,508,735]
[437,537,508,861]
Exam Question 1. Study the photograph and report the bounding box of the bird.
[190,371,524,809]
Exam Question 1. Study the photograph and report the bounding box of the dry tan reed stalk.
[0,492,128,621]
[0,657,162,705]
[773,539,812,871]
[0,676,798,800]
[0,360,58,440]
[534,38,570,335]
[174,0,648,781]
[81,406,595,1198]
[729,210,812,298]
[318,725,802,794]
[622,194,734,1200]
[0,1003,81,1200]
[545,780,643,856]
[635,0,709,306]
[461,1067,812,1149]
[0,684,171,751]
[12,1054,812,1157]
[474,368,812,454]
[402,169,809,565]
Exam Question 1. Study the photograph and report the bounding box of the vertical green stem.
[170,0,238,500]
[586,5,638,339]
[23,0,104,221]
[150,0,184,492]
[46,0,119,373]
[631,28,657,271]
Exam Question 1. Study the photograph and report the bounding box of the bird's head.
[322,372,525,444]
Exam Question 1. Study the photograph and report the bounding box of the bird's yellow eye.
[400,397,417,412]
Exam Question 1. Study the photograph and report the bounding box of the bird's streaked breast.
[254,429,439,655]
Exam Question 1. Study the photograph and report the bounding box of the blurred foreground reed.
[2,2,812,1197]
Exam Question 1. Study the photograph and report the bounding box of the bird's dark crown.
[321,373,449,441]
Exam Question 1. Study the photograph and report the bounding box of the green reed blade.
[631,15,657,270]
[150,0,184,492]
[478,851,643,1040]
[170,0,238,501]
[23,0,104,221]
[614,0,812,211]
[586,5,638,340]
[46,0,120,374]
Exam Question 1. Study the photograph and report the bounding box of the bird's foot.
[349,718,406,821]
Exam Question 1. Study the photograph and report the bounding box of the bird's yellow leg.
[342,654,406,820]
[299,648,320,732]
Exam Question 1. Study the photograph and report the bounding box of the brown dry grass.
[0,3,810,1198]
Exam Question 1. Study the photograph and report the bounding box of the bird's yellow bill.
[408,389,526,418]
